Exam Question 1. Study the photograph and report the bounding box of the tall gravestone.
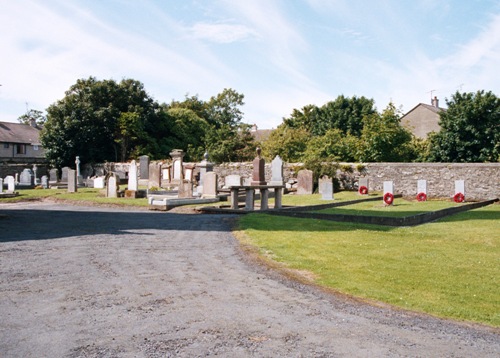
[41,175,48,189]
[269,155,284,186]
[251,147,266,186]
[19,169,34,186]
[75,156,84,185]
[106,176,118,198]
[49,168,58,184]
[32,164,38,185]
[139,155,150,179]
[197,152,213,194]
[128,160,138,191]
[67,169,77,193]
[203,172,218,198]
[148,162,162,188]
[319,175,333,200]
[170,149,185,185]
[297,169,313,195]
[61,167,70,183]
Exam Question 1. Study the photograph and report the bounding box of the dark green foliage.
[429,90,499,162]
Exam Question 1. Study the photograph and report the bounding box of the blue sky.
[1,0,499,129]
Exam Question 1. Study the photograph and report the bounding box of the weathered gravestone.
[251,147,266,186]
[106,176,118,198]
[148,162,162,188]
[128,160,138,192]
[75,156,83,185]
[170,149,185,184]
[19,168,34,186]
[67,169,77,193]
[94,177,105,189]
[61,167,70,183]
[225,175,242,188]
[319,175,333,200]
[5,176,15,193]
[49,169,58,184]
[269,155,284,186]
[297,169,313,195]
[197,152,213,194]
[139,155,150,179]
[202,172,218,198]
[178,180,193,198]
[32,164,38,185]
[41,175,48,189]
[359,178,369,195]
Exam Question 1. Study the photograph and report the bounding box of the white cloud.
[189,22,258,43]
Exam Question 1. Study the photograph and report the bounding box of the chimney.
[431,96,439,108]
[29,118,38,128]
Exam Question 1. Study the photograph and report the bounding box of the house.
[250,124,274,143]
[0,120,46,163]
[401,96,446,139]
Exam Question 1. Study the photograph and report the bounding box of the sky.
[1,0,499,129]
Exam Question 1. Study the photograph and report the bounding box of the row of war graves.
[1,148,468,208]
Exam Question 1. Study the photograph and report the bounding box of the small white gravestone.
[6,175,15,193]
[358,178,369,194]
[383,181,394,205]
[107,176,118,198]
[455,180,465,195]
[270,155,284,186]
[94,177,105,189]
[319,175,333,200]
[417,180,427,194]
[128,160,138,191]
[203,172,218,198]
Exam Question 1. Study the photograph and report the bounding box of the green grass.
[237,204,500,327]
[278,191,378,206]
[0,188,149,207]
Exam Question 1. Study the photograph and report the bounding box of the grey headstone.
[49,168,58,183]
[61,167,70,183]
[106,176,118,198]
[140,155,150,179]
[320,175,333,200]
[198,153,213,191]
[128,160,138,191]
[148,162,162,188]
[178,180,193,198]
[297,169,313,195]
[202,172,218,198]
[270,155,284,185]
[41,175,48,189]
[19,168,34,186]
[94,177,105,189]
[67,169,77,193]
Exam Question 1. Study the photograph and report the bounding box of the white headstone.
[173,160,183,180]
[94,177,105,189]
[128,160,138,191]
[107,176,118,198]
[320,176,333,200]
[383,181,394,194]
[225,175,242,188]
[417,179,427,194]
[203,172,218,198]
[6,175,15,193]
[455,180,465,194]
[270,155,284,185]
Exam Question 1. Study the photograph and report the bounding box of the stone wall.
[213,162,500,201]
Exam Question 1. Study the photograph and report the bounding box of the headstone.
[184,164,195,182]
[32,164,38,185]
[297,169,313,195]
[251,147,266,186]
[170,149,185,184]
[67,169,77,193]
[128,160,138,191]
[5,176,15,193]
[197,152,213,194]
[269,155,284,186]
[383,181,394,205]
[417,179,427,201]
[178,180,193,198]
[203,172,218,198]
[49,168,58,183]
[319,175,333,200]
[94,177,105,189]
[41,175,48,189]
[455,180,465,195]
[75,156,84,185]
[225,175,242,188]
[359,178,369,194]
[15,173,19,185]
[139,155,150,179]
[162,166,171,183]
[148,162,162,188]
[106,176,118,198]
[61,167,70,183]
[19,168,34,186]
[0,178,3,193]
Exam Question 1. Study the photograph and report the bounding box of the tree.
[18,109,46,126]
[358,103,415,162]
[261,125,310,162]
[429,90,500,162]
[302,129,360,163]
[41,77,160,168]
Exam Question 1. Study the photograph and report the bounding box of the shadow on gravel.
[0,207,236,242]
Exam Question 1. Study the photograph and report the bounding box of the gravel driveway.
[0,202,498,357]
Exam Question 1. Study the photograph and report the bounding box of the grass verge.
[236,203,500,327]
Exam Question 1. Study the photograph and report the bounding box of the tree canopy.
[428,90,500,162]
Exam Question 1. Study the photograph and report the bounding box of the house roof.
[402,103,446,118]
[0,121,42,145]
[252,129,273,142]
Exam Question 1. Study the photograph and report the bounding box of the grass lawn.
[0,188,150,207]
[236,203,500,327]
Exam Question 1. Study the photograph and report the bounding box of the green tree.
[358,103,415,162]
[41,77,160,168]
[302,128,360,162]
[429,90,500,162]
[261,125,310,162]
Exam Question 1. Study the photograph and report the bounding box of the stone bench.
[228,185,284,211]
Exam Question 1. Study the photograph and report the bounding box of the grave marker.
[106,176,118,198]
[202,172,218,198]
[383,181,394,205]
[319,175,333,200]
[128,160,138,191]
[251,148,266,186]
[5,176,15,193]
[269,155,284,186]
[297,169,313,195]
[67,169,77,193]
[139,155,150,179]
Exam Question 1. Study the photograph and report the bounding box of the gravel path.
[0,202,498,357]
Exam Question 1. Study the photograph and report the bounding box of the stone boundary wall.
[213,162,500,201]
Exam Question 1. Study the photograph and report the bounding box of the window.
[33,145,39,151]
[15,144,26,154]
[3,143,9,149]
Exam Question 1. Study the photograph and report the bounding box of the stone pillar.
[67,169,77,193]
[140,155,150,179]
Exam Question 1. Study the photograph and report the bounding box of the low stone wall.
[212,162,500,201]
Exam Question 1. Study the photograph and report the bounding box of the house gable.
[402,102,445,139]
